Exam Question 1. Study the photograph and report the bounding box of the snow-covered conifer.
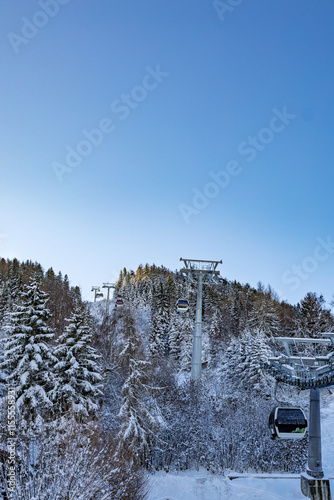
[221,328,274,396]
[118,311,165,467]
[169,312,183,362]
[149,283,170,357]
[179,314,194,371]
[51,306,103,418]
[297,292,332,337]
[247,294,281,337]
[0,279,56,423]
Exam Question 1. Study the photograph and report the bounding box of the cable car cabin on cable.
[115,296,124,307]
[176,299,189,313]
[269,407,307,440]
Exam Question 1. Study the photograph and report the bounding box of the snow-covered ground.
[148,471,308,500]
[148,393,334,500]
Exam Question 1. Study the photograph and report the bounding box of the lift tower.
[102,283,115,318]
[179,258,222,380]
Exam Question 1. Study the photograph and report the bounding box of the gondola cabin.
[269,407,307,439]
[115,296,124,307]
[176,299,189,313]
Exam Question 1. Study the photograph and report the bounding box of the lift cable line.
[179,258,223,380]
[261,333,334,498]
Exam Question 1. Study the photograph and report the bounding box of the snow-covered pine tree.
[118,311,165,468]
[50,305,103,418]
[0,279,56,424]
[296,292,333,338]
[207,309,225,366]
[221,328,274,397]
[118,310,141,372]
[247,293,281,337]
[230,290,243,336]
[165,274,176,311]
[179,314,194,372]
[169,312,183,362]
[1,259,23,314]
[149,283,170,357]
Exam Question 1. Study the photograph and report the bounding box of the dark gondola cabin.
[176,299,189,312]
[269,407,307,439]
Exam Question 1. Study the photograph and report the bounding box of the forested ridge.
[0,258,333,499]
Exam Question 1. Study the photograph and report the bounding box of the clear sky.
[1,0,334,306]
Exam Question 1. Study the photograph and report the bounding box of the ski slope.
[148,394,334,500]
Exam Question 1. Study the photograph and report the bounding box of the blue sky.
[1,0,334,306]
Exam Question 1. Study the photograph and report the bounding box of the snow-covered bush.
[0,416,148,500]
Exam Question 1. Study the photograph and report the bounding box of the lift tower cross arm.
[180,258,222,275]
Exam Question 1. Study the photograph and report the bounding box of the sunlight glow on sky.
[1,1,334,306]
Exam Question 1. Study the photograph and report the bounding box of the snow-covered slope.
[148,471,307,500]
[148,472,334,500]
